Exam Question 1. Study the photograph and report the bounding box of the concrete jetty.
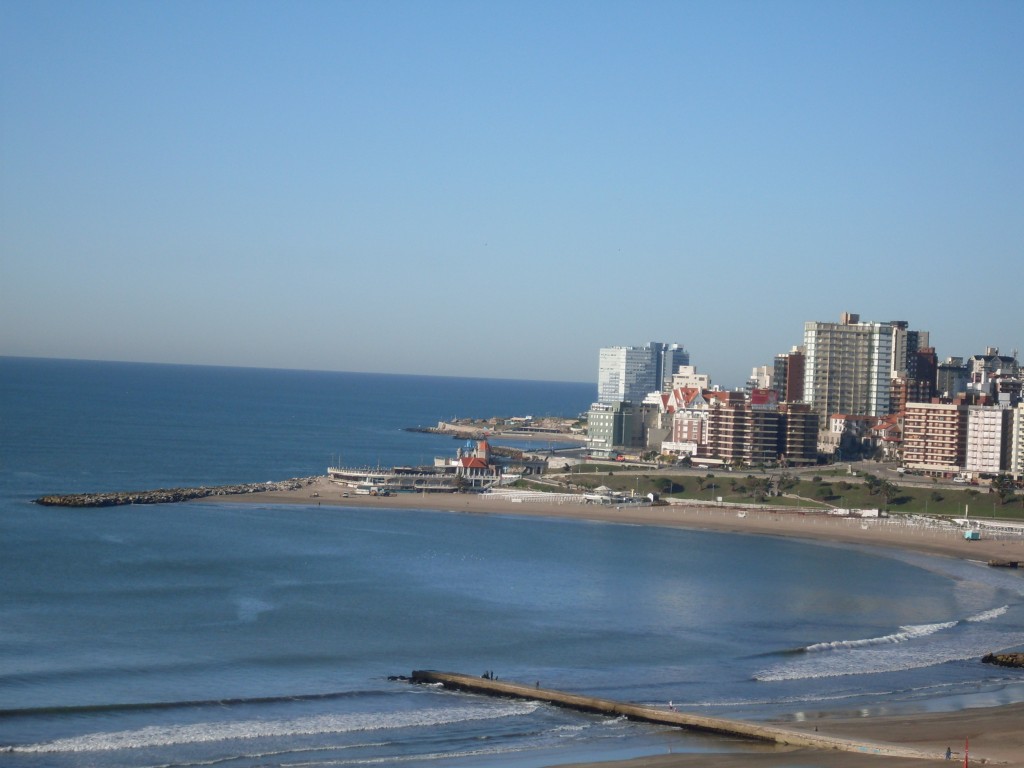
[409,670,942,760]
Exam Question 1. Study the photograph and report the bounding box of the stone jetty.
[34,477,319,508]
[407,670,941,760]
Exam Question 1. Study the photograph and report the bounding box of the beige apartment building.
[705,400,780,467]
[803,313,895,420]
[802,313,934,421]
[903,401,968,475]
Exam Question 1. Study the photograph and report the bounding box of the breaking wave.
[4,701,540,754]
[804,621,957,653]
[966,606,1008,623]
[754,608,1024,682]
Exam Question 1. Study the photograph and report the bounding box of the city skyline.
[2,2,1022,388]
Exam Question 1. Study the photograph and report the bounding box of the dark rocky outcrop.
[34,477,318,508]
[981,653,1024,668]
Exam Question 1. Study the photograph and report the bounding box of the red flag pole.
[963,736,968,767]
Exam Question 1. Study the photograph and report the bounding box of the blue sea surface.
[2,357,1023,767]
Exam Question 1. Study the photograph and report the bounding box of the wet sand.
[207,478,1024,766]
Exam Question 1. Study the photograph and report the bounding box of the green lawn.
[537,469,1024,521]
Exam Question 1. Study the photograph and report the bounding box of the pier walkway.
[409,670,942,761]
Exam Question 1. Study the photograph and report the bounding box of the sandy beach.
[213,478,1024,766]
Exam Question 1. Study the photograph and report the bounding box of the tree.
[746,476,771,503]
[880,480,900,507]
[659,478,684,495]
[991,475,1019,507]
[777,473,798,492]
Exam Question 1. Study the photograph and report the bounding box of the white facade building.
[1012,403,1024,480]
[746,365,773,392]
[670,365,712,391]
[964,406,1011,476]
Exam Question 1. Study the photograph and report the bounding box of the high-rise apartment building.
[937,357,969,398]
[654,343,690,392]
[890,321,930,380]
[773,347,805,403]
[703,390,783,467]
[803,313,921,419]
[912,347,938,401]
[965,406,1012,475]
[1012,403,1024,480]
[585,401,642,457]
[903,401,969,474]
[778,403,818,465]
[597,342,687,404]
[746,365,774,395]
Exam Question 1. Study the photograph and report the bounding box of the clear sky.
[2,1,1021,388]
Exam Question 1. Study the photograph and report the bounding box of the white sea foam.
[9,702,540,753]
[966,605,1008,623]
[755,643,982,682]
[758,625,1024,682]
[755,619,1024,682]
[551,723,588,734]
[804,621,957,652]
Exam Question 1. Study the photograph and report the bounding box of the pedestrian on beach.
[946,746,952,759]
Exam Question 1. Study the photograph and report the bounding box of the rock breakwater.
[34,477,319,508]
[982,653,1024,669]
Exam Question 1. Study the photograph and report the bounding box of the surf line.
[405,670,939,760]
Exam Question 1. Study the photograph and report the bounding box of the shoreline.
[220,476,1024,565]
[202,478,1024,767]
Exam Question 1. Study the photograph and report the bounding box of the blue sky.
[2,1,1021,388]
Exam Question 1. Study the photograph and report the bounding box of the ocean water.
[2,357,1023,768]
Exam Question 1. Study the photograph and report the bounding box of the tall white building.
[597,342,688,404]
[965,406,1012,475]
[803,313,897,419]
[1012,403,1024,480]
[746,365,773,393]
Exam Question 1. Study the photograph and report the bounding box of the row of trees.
[658,470,1022,509]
